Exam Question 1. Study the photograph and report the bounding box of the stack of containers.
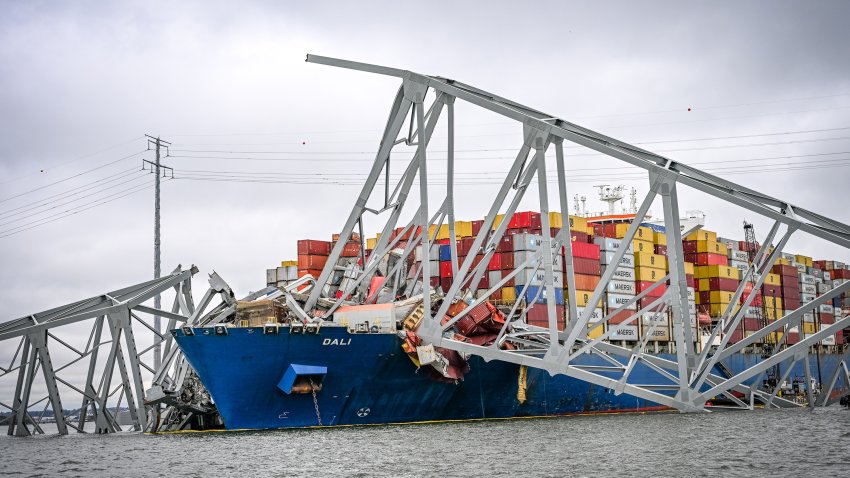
[564,238,604,336]
[512,233,566,329]
[593,231,637,343]
[816,260,847,345]
[772,261,800,344]
[297,240,331,280]
[687,229,743,342]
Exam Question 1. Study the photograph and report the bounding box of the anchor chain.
[309,378,322,426]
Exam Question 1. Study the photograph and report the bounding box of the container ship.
[173,188,850,430]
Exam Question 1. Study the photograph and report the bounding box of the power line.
[0,172,149,225]
[0,168,143,218]
[0,179,161,239]
[0,150,147,205]
[0,136,144,186]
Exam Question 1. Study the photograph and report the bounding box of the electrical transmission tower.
[144,135,172,369]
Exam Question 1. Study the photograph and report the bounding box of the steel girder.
[303,54,850,413]
[0,266,235,435]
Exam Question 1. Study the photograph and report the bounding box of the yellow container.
[763,296,783,310]
[366,238,377,250]
[684,262,695,276]
[569,215,588,232]
[764,307,779,320]
[634,252,668,270]
[435,224,451,240]
[280,260,297,267]
[633,239,654,254]
[548,212,563,229]
[587,324,605,340]
[653,231,667,246]
[708,302,741,316]
[695,265,739,280]
[455,221,473,238]
[764,273,780,286]
[502,287,516,303]
[493,214,505,230]
[776,257,790,266]
[692,240,728,255]
[635,267,666,282]
[613,224,653,241]
[803,322,817,334]
[574,290,604,308]
[707,291,735,304]
[685,229,718,243]
[795,255,813,267]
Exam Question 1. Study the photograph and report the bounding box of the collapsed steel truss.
[0,266,235,435]
[303,55,850,412]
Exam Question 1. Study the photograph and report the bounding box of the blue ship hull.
[173,327,844,430]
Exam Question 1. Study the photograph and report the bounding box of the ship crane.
[743,221,781,390]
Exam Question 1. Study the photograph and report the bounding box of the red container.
[574,257,602,276]
[471,220,483,236]
[742,318,761,331]
[654,244,668,256]
[762,284,781,297]
[297,239,331,256]
[508,211,541,229]
[459,237,477,256]
[500,252,515,270]
[783,298,801,309]
[686,252,727,266]
[439,261,454,278]
[571,231,590,243]
[780,286,800,300]
[831,269,850,280]
[470,254,485,270]
[496,235,514,253]
[435,238,450,246]
[738,240,759,251]
[704,277,739,292]
[488,254,503,271]
[820,313,835,324]
[526,304,566,330]
[489,288,502,301]
[440,277,453,293]
[297,254,328,270]
[682,241,699,254]
[569,241,601,260]
[836,331,844,344]
[608,309,636,325]
[686,274,695,288]
[573,273,601,290]
[771,264,797,278]
[592,223,619,238]
[785,332,800,345]
[636,281,667,297]
[337,241,361,257]
[725,329,744,344]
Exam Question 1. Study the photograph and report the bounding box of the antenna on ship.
[595,184,626,215]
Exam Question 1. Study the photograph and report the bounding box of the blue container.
[641,223,666,233]
[515,285,564,305]
[439,244,452,262]
[833,297,841,308]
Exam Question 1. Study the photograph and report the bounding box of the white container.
[808,268,822,278]
[515,268,564,287]
[567,307,604,323]
[641,312,670,326]
[800,283,817,295]
[781,252,795,261]
[266,268,278,284]
[641,325,671,341]
[414,244,440,262]
[606,292,637,310]
[819,304,834,315]
[686,287,695,300]
[800,293,816,303]
[593,237,634,254]
[798,274,815,285]
[821,335,837,346]
[802,312,815,323]
[729,260,749,272]
[794,263,807,273]
[824,271,832,281]
[512,233,545,252]
[600,251,635,268]
[718,237,739,251]
[609,324,639,341]
[333,303,396,333]
[514,250,564,272]
[601,265,636,281]
[607,280,636,295]
[728,250,749,262]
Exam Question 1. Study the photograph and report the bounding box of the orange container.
[297,254,328,270]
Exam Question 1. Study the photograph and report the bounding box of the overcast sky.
[1,1,849,405]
